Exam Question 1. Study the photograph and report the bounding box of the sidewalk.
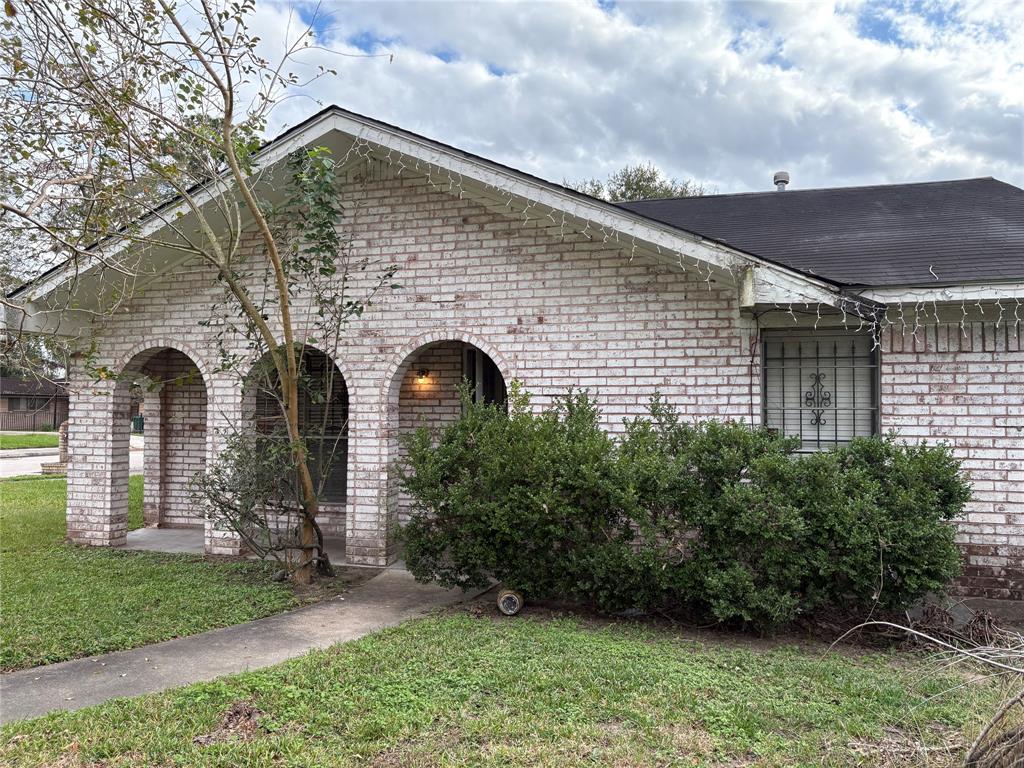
[0,434,143,478]
[0,451,61,478]
[0,568,479,724]
[0,447,59,458]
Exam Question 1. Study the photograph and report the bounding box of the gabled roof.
[618,178,1024,288]
[7,105,846,325]
[12,105,1019,333]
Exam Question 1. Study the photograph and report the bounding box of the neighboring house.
[5,107,1022,599]
[0,377,68,431]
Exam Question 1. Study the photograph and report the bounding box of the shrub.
[400,390,970,632]
[616,404,815,624]
[400,384,637,604]
[817,436,969,609]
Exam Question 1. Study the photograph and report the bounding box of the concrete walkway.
[0,568,478,725]
[121,528,349,565]
[123,527,206,554]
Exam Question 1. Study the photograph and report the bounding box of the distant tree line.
[567,162,710,202]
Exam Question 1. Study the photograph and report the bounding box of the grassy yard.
[0,475,298,671]
[0,432,58,451]
[0,613,1001,767]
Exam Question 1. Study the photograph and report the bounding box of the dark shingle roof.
[0,378,67,397]
[618,178,1024,288]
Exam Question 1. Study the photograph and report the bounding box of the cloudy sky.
[255,0,1023,194]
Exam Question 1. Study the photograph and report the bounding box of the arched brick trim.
[359,330,513,564]
[239,342,355,401]
[379,329,514,409]
[121,342,211,530]
[114,338,215,383]
[67,339,216,549]
[234,342,355,543]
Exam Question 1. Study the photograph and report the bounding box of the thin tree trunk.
[292,431,320,584]
[274,370,319,585]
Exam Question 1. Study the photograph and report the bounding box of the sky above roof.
[254,0,1023,194]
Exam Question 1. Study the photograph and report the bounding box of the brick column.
[66,365,131,547]
[203,373,244,555]
[344,384,393,566]
[141,388,165,526]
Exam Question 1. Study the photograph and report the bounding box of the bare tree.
[1,0,392,582]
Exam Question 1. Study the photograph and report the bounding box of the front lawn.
[0,613,1000,767]
[0,476,297,671]
[0,433,59,451]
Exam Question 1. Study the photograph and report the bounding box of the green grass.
[0,475,297,671]
[0,614,999,767]
[0,433,58,450]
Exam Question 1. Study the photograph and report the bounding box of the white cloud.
[254,0,1024,192]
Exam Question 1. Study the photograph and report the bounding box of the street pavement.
[0,434,144,478]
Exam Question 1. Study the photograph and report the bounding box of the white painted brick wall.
[880,322,1024,599]
[62,162,1022,594]
[66,163,756,564]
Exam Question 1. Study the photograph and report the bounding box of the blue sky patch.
[857,7,904,45]
[347,29,401,53]
[918,2,958,31]
[430,47,459,64]
[854,0,963,47]
[306,10,333,39]
[765,46,792,71]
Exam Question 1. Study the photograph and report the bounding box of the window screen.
[253,349,348,503]
[762,332,878,451]
[462,346,507,407]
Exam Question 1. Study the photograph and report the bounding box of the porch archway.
[381,334,510,541]
[243,345,350,506]
[118,345,209,531]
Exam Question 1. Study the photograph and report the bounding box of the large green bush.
[820,436,970,608]
[400,389,969,631]
[400,384,638,602]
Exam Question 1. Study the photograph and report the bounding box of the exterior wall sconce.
[415,368,430,384]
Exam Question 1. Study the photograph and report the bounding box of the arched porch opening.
[384,338,508,537]
[243,345,350,545]
[122,347,208,532]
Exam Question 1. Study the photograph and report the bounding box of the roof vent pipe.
[773,171,790,191]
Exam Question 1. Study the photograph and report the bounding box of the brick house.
[6,107,1023,598]
[0,377,68,431]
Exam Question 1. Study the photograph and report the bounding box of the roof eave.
[860,280,1024,303]
[11,104,849,313]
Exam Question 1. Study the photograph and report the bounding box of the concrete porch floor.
[122,527,349,565]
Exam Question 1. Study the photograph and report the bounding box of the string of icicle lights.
[327,134,1023,349]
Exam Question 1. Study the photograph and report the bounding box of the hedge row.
[399,386,969,631]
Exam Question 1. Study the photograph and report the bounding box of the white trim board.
[861,283,1024,303]
[10,106,855,326]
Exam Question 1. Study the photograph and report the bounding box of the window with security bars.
[762,332,878,451]
[254,349,348,503]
